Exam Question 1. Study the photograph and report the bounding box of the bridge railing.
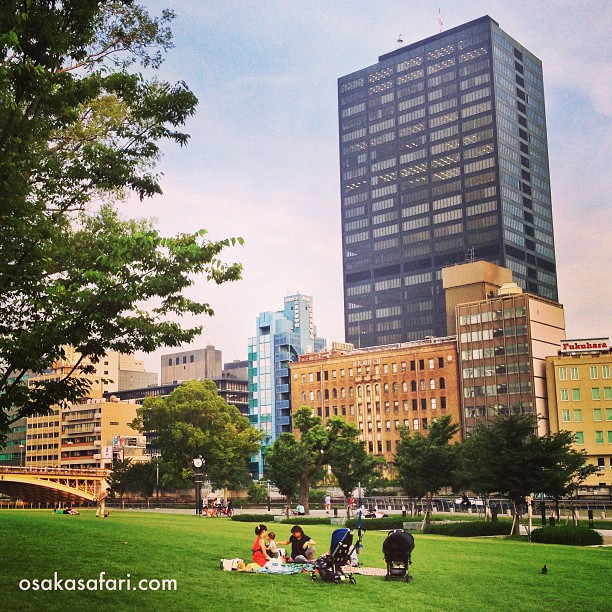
[0,466,108,477]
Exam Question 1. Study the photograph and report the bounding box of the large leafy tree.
[395,415,460,519]
[265,407,375,514]
[132,380,261,491]
[0,1,242,440]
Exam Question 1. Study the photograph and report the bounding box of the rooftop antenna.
[397,33,403,47]
[437,8,444,32]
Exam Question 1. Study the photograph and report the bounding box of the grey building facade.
[339,16,557,348]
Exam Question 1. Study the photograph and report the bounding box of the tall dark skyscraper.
[338,16,558,348]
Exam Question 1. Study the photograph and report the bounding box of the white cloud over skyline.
[124,1,612,375]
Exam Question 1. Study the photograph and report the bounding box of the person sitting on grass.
[277,526,316,563]
[252,524,272,568]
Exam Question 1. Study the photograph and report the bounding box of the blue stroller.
[311,528,357,585]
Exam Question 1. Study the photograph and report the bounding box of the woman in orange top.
[252,524,271,567]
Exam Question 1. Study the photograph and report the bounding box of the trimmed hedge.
[230,514,276,523]
[531,525,603,546]
[423,521,511,537]
[346,515,406,531]
[278,517,331,525]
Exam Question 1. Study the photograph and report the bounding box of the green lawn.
[1,510,609,612]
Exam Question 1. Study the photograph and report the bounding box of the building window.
[392,363,398,373]
[608,431,612,444]
[302,392,306,403]
[168,359,172,366]
[439,377,446,389]
[309,373,314,383]
[592,388,601,401]
[560,389,568,402]
[572,389,581,401]
[595,431,604,444]
[561,409,570,422]
[441,396,447,409]
[309,391,314,401]
[570,367,579,380]
[602,365,610,379]
[393,383,399,393]
[593,408,602,421]
[175,358,179,365]
[590,366,598,379]
[430,378,436,390]
[606,408,612,421]
[574,432,584,445]
[604,387,612,400]
[413,419,419,430]
[438,357,444,368]
[402,381,408,392]
[190,355,194,363]
[431,398,437,410]
[597,457,606,468]
[558,367,567,381]
[574,409,582,422]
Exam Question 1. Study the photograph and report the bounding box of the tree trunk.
[300,474,310,514]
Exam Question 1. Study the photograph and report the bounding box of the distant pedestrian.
[96,487,111,518]
[325,494,332,513]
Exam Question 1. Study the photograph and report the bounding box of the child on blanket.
[266,532,280,558]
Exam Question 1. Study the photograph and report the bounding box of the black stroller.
[382,529,414,582]
[311,528,357,585]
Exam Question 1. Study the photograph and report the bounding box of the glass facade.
[248,294,326,478]
[338,16,558,348]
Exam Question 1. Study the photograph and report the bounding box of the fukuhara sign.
[560,338,610,354]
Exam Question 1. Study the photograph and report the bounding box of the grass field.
[1,510,610,612]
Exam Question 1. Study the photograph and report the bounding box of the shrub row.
[278,517,331,525]
[346,515,406,531]
[531,525,603,546]
[230,514,276,523]
[423,521,511,537]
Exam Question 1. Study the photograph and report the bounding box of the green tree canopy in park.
[0,1,242,441]
[132,380,261,491]
[457,414,600,533]
[395,415,460,517]
[265,407,376,514]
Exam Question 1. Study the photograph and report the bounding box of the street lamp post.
[193,456,204,516]
[267,480,271,512]
[19,444,24,468]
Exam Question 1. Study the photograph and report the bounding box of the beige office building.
[290,339,461,467]
[445,262,565,437]
[546,339,612,491]
[161,345,223,384]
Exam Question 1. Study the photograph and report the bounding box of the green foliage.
[266,407,377,512]
[278,516,332,525]
[264,434,305,501]
[0,1,243,441]
[247,483,268,504]
[308,489,326,503]
[230,513,275,523]
[395,415,460,501]
[345,515,406,531]
[423,521,511,537]
[134,380,261,490]
[530,525,603,546]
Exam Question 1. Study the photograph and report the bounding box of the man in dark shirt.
[277,525,316,562]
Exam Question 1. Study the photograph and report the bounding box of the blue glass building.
[248,294,326,478]
[338,16,558,349]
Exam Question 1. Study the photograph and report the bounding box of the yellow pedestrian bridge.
[0,466,109,506]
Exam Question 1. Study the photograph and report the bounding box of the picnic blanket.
[220,558,313,575]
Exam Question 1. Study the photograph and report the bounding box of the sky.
[123,1,612,375]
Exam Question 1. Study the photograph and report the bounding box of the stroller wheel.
[334,577,341,585]
[385,575,390,581]
[311,574,317,582]
[405,575,413,583]
[349,575,356,585]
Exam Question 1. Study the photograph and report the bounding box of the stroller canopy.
[383,530,415,562]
